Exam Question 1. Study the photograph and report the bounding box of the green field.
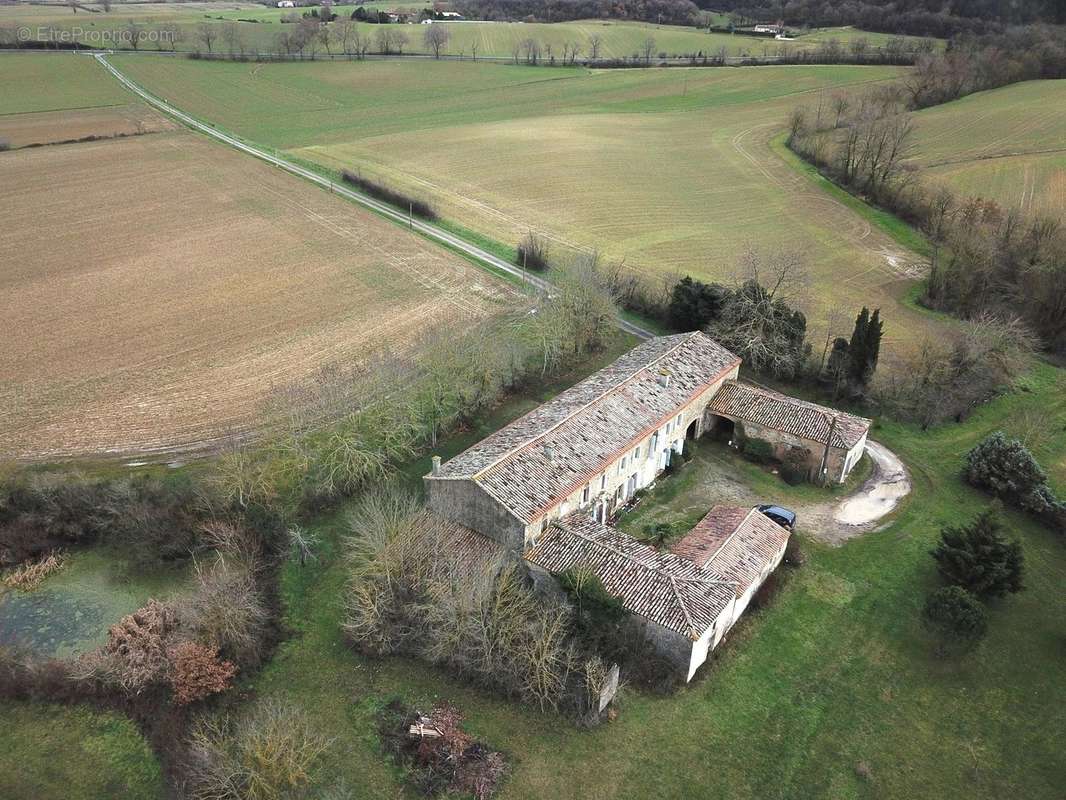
[1,1,937,58]
[113,55,942,358]
[0,701,163,800]
[243,350,1066,800]
[0,51,129,113]
[907,80,1066,217]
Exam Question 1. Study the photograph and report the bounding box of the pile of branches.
[378,699,506,800]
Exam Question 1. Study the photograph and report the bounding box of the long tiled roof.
[708,381,871,450]
[525,514,737,640]
[429,332,740,523]
[671,506,791,594]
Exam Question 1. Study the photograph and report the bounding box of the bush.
[168,642,237,706]
[515,231,549,272]
[964,432,1065,532]
[742,437,775,464]
[185,701,330,800]
[780,447,811,485]
[557,565,627,660]
[922,586,987,648]
[0,472,207,569]
[340,170,437,220]
[930,504,1024,599]
[0,138,10,152]
[667,276,727,331]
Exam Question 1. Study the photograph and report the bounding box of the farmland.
[0,1,937,58]
[241,356,1066,800]
[906,79,1066,218]
[115,56,943,357]
[0,54,515,460]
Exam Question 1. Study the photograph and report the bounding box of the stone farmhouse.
[425,331,871,680]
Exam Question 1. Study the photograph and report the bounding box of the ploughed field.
[116,56,941,355]
[0,54,515,461]
[905,79,1066,218]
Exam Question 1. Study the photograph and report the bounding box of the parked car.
[756,504,796,530]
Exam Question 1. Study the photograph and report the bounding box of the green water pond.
[0,549,189,659]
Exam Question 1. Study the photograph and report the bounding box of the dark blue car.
[756,504,797,530]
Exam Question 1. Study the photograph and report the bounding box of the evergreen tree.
[844,306,883,394]
[930,504,1025,599]
[922,586,987,649]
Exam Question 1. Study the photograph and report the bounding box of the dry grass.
[2,551,66,592]
[0,128,515,460]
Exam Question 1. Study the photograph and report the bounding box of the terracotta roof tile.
[430,333,740,523]
[525,514,737,640]
[671,506,791,595]
[708,381,871,450]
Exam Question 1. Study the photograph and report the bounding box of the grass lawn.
[113,55,943,360]
[0,701,164,800]
[248,344,1066,798]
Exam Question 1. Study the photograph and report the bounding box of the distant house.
[752,23,783,34]
[425,332,868,681]
[277,1,295,7]
[439,10,463,19]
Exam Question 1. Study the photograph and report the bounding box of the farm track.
[93,52,656,341]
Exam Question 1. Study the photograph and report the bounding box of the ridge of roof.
[529,514,737,640]
[469,332,700,481]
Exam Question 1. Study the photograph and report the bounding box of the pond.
[0,549,189,659]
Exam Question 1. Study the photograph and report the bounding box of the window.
[676,414,682,428]
[651,432,659,450]
[620,455,627,471]
[582,484,590,504]
[600,473,607,491]
[540,517,549,533]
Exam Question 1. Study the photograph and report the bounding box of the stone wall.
[424,478,526,550]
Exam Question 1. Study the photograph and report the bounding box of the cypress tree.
[846,307,870,391]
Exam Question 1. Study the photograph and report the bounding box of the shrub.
[930,505,1024,599]
[0,138,10,152]
[964,432,1065,532]
[185,701,330,800]
[169,642,237,706]
[922,586,987,647]
[79,599,176,694]
[558,565,627,659]
[667,276,727,331]
[516,231,549,272]
[780,447,811,485]
[340,169,438,220]
[742,437,775,464]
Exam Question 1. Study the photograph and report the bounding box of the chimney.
[658,371,671,389]
[431,455,441,476]
[543,445,556,463]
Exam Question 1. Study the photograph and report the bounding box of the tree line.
[455,0,701,26]
[701,0,1066,38]
[788,27,1066,361]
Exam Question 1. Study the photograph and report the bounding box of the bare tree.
[221,20,243,57]
[423,23,449,59]
[316,19,334,56]
[470,39,478,61]
[101,0,111,11]
[125,20,143,51]
[67,0,77,14]
[587,33,602,61]
[196,22,217,54]
[641,36,656,65]
[521,37,541,65]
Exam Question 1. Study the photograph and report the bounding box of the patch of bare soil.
[0,130,515,460]
[0,104,175,149]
